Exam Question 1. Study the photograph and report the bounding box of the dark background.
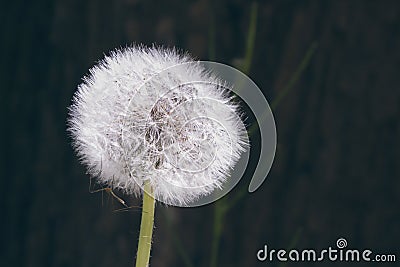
[1,0,399,266]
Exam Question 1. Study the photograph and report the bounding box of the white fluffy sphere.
[68,45,248,205]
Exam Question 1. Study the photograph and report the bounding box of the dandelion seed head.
[68,45,248,205]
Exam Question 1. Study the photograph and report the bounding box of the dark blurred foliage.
[1,0,399,267]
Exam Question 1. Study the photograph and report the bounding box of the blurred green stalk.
[210,4,318,267]
[210,3,258,267]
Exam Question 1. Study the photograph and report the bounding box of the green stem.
[247,41,318,136]
[210,4,258,267]
[135,182,155,267]
[270,42,319,110]
[208,2,216,61]
[162,209,195,267]
[242,2,258,74]
[210,198,228,267]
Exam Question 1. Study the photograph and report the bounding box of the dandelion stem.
[135,182,155,267]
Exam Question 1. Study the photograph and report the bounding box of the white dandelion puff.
[68,45,248,206]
